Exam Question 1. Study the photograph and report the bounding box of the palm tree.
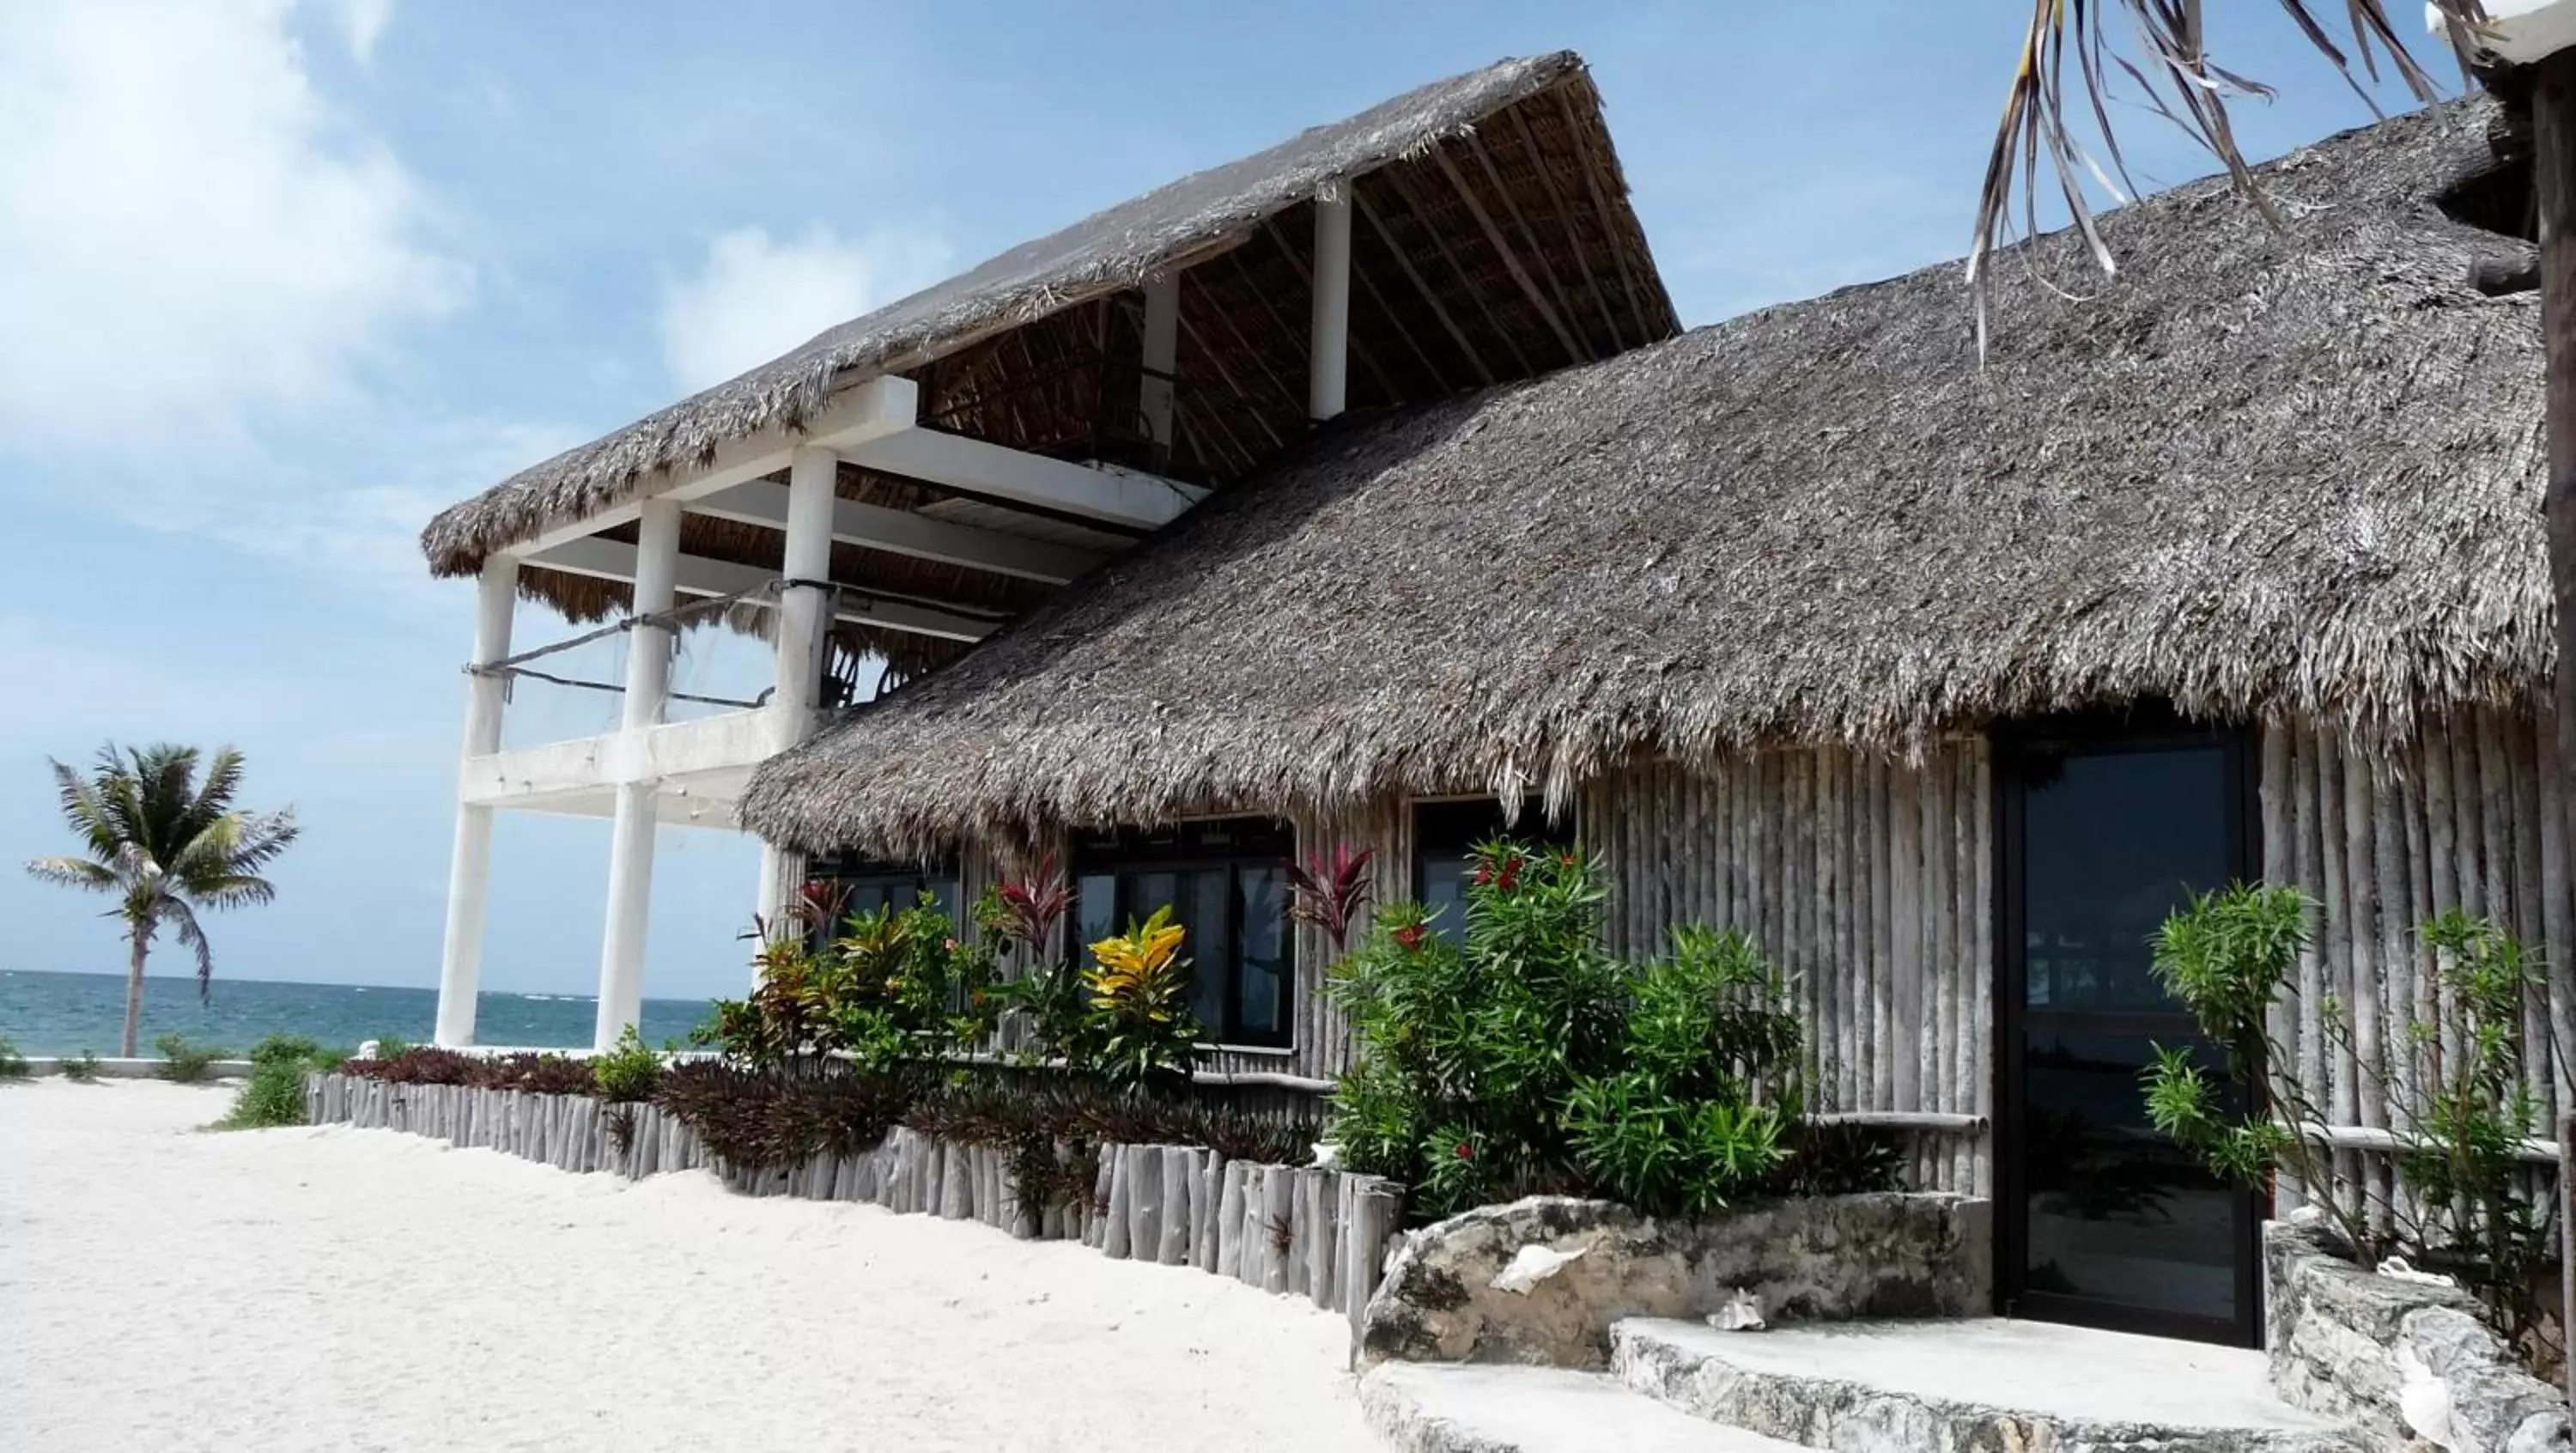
[25,745,300,1057]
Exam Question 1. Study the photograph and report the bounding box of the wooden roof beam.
[1375,161,1535,377]
[1251,220,1401,402]
[1507,103,1627,353]
[1431,143,1586,366]
[1353,189,1498,387]
[1554,85,1657,341]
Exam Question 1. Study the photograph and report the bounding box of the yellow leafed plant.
[1081,905,1202,1089]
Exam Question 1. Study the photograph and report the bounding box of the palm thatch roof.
[740,96,2548,855]
[420,48,1675,660]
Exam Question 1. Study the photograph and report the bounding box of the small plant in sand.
[215,1034,335,1130]
[0,1037,28,1080]
[60,1050,100,1082]
[591,1025,665,1103]
[155,1032,228,1084]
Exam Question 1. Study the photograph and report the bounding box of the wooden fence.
[305,1073,1404,1339]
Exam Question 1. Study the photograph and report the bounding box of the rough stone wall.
[1359,1193,1990,1371]
[2265,1222,2568,1452]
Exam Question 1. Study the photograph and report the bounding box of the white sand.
[0,1079,1376,1451]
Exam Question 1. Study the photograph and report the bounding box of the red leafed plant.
[1286,842,1376,950]
[991,851,1072,950]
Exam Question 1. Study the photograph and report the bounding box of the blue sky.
[0,1,2454,1000]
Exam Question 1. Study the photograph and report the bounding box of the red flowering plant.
[980,851,1097,1070]
[1329,836,1823,1222]
[1285,842,1376,951]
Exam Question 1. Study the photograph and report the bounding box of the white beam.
[434,555,519,1047]
[690,481,1109,585]
[508,376,919,560]
[1309,195,1352,421]
[528,536,996,643]
[850,429,1206,531]
[622,500,680,731]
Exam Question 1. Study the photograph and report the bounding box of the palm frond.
[1971,0,2485,350]
[159,896,216,1006]
[185,872,279,911]
[24,854,116,891]
[47,757,118,861]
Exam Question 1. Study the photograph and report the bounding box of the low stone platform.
[1612,1317,2361,1453]
[1360,1362,1806,1453]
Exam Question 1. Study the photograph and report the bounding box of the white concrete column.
[593,498,680,1050]
[1308,193,1352,421]
[434,555,519,1046]
[751,448,839,956]
[1139,272,1179,456]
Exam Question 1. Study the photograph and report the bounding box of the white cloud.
[658,223,949,392]
[323,0,397,65]
[0,0,462,451]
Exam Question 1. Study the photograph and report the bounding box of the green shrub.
[154,1032,228,1084]
[702,893,1005,1073]
[214,1056,311,1130]
[1330,841,1831,1222]
[248,1033,320,1067]
[2143,885,2556,1365]
[60,1050,100,1083]
[592,1025,664,1103]
[0,1037,27,1080]
[308,1044,354,1073]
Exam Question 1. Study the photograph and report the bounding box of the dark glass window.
[805,852,960,933]
[1070,818,1295,1048]
[1411,797,1571,943]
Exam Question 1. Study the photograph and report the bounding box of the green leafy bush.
[216,1056,311,1129]
[1076,906,1203,1091]
[700,894,1002,1072]
[2143,885,2557,1365]
[60,1050,100,1083]
[248,1033,319,1067]
[591,1025,664,1103]
[1330,841,1844,1222]
[0,1037,27,1080]
[154,1032,228,1084]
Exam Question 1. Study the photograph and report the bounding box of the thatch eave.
[736,97,2550,858]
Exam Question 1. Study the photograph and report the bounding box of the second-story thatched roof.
[740,97,2548,856]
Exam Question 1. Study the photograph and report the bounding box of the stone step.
[1612,1317,2366,1453]
[1361,1362,1813,1453]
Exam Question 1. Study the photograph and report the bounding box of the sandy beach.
[0,1079,1374,1451]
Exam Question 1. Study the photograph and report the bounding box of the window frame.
[1069,818,1296,1050]
[804,852,963,940]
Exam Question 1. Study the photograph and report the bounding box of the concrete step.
[1361,1362,1813,1453]
[1612,1317,2366,1453]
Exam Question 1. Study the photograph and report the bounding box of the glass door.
[1996,720,2262,1345]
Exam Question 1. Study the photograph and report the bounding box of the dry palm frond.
[1971,0,2488,351]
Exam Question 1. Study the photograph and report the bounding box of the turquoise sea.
[0,969,716,1057]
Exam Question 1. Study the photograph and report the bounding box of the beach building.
[424,51,2561,1352]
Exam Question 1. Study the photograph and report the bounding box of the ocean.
[0,969,718,1057]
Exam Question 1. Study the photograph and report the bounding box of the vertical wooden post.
[2533,63,2576,1398]
[1140,272,1180,465]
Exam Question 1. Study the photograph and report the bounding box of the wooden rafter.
[1431,144,1584,366]
[1176,312,1288,453]
[1553,85,1656,342]
[1465,130,1594,359]
[1504,104,1626,352]
[1246,222,1400,403]
[1352,187,1499,386]
[1375,159,1534,377]
[1182,273,1311,422]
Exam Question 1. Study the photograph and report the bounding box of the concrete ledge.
[12,1056,253,1081]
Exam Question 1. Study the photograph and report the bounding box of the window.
[805,852,960,931]
[1411,797,1572,943]
[1071,818,1293,1049]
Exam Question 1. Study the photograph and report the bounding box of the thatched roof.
[742,97,2549,855]
[421,49,1673,615]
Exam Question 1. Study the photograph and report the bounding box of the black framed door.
[1995,716,2264,1346]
